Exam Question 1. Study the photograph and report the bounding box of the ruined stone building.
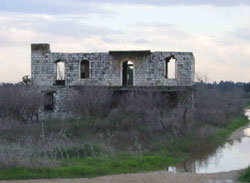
[31,44,195,118]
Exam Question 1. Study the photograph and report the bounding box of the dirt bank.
[229,121,250,141]
[0,170,240,183]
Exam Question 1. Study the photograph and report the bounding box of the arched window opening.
[80,60,90,79]
[56,60,65,85]
[122,61,134,86]
[165,56,176,79]
[56,61,65,80]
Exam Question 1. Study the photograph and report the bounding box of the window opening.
[80,60,90,79]
[56,61,65,85]
[44,92,54,111]
[56,61,65,80]
[165,56,176,79]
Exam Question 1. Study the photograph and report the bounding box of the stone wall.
[31,43,195,119]
[31,44,195,87]
[38,86,75,120]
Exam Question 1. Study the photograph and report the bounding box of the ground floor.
[40,86,194,120]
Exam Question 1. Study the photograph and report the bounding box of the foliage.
[244,83,250,93]
[66,86,113,117]
[19,75,31,86]
[0,153,179,180]
[0,116,248,180]
[0,82,248,180]
[239,167,250,182]
[0,85,43,122]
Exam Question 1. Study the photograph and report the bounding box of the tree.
[19,75,31,86]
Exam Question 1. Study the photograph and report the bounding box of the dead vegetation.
[0,84,43,123]
[0,83,246,169]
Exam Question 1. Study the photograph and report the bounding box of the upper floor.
[31,44,195,87]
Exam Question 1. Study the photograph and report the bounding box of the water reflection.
[168,109,250,173]
[244,128,250,136]
[246,109,250,120]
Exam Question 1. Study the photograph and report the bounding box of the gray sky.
[0,0,250,82]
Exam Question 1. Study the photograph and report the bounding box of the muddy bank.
[229,109,250,141]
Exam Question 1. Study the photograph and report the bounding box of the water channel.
[168,108,250,173]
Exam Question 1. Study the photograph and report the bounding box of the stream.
[168,108,250,173]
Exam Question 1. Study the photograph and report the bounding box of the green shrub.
[239,167,250,182]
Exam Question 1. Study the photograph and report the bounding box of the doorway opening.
[122,61,134,86]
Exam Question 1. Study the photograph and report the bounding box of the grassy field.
[0,152,180,180]
[0,116,248,181]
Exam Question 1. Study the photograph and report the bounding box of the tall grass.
[0,83,248,180]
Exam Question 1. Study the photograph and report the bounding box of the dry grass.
[0,84,247,180]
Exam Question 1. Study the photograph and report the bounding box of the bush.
[0,84,43,123]
[0,82,247,177]
[67,86,113,117]
[239,167,250,182]
[193,84,244,127]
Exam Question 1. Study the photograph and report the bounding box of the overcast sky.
[0,0,250,83]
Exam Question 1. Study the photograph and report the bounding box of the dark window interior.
[44,92,54,111]
[81,60,90,79]
[165,57,170,78]
[56,80,65,86]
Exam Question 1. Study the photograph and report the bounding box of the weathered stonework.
[31,44,195,87]
[31,43,195,119]
[37,86,75,120]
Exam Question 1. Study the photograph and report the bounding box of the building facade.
[31,44,195,87]
[31,43,195,119]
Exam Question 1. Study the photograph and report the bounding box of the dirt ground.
[1,120,249,183]
[0,170,241,183]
